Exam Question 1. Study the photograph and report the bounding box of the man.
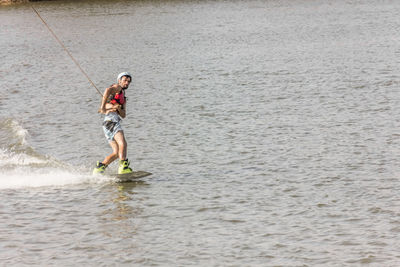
[93,72,133,175]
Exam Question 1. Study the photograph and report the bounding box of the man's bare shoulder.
[105,84,119,93]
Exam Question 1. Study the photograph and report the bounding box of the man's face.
[119,76,131,89]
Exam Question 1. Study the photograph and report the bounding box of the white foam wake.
[0,118,113,189]
[9,119,29,146]
[0,169,103,189]
[0,148,47,167]
[0,149,113,189]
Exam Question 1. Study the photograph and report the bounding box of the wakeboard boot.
[118,159,133,174]
[93,161,107,175]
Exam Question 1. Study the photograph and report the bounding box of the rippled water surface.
[1,0,400,265]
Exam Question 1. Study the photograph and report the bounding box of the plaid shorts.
[102,113,123,141]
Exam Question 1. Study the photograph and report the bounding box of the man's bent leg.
[93,141,119,175]
[103,140,119,165]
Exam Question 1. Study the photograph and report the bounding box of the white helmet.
[117,72,132,81]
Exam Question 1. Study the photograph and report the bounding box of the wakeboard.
[114,171,152,182]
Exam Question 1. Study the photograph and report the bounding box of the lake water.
[1,0,400,265]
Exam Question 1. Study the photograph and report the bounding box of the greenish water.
[1,0,400,265]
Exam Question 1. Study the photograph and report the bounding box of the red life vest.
[109,90,125,105]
